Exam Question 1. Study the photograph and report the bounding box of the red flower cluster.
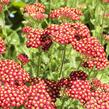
[72,37,106,58]
[103,0,109,3]
[22,22,90,47]
[0,38,6,55]
[92,78,109,92]
[46,22,90,44]
[70,70,88,80]
[24,78,56,109]
[72,37,108,70]
[24,3,47,20]
[41,30,53,51]
[0,60,30,85]
[0,0,10,12]
[0,0,10,5]
[71,22,90,41]
[17,53,29,65]
[49,7,83,20]
[58,71,109,109]
[23,27,43,48]
[29,78,60,102]
[0,60,62,108]
[58,70,88,88]
[22,26,53,50]
[46,23,76,44]
[65,80,91,104]
[0,84,29,108]
[85,91,109,109]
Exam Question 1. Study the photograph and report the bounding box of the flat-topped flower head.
[65,80,91,104]
[24,78,56,109]
[82,57,109,70]
[0,84,29,108]
[46,23,76,44]
[29,78,60,102]
[24,3,47,20]
[72,37,109,70]
[23,27,43,48]
[85,91,109,109]
[71,22,90,41]
[49,7,83,20]
[0,60,30,85]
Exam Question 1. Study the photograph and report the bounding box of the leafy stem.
[37,48,42,76]
[59,45,66,79]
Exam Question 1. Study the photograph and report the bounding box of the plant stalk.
[59,45,66,78]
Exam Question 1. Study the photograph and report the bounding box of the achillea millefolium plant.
[0,0,109,109]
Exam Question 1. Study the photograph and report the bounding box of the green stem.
[61,99,65,109]
[77,61,82,70]
[37,48,41,76]
[59,45,66,78]
[100,7,105,44]
[88,68,94,79]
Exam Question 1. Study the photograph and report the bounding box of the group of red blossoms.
[24,2,47,20]
[58,71,109,109]
[1,59,109,109]
[0,0,10,12]
[22,22,108,70]
[23,2,109,70]
[0,60,60,109]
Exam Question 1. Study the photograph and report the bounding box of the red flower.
[49,7,83,20]
[0,0,10,5]
[17,53,29,65]
[24,3,46,20]
[0,37,6,55]
[65,80,91,104]
[85,91,109,109]
[0,84,29,108]
[24,78,56,109]
[103,0,109,3]
[0,60,30,85]
[22,26,32,33]
[46,23,76,44]
[0,4,2,13]
[71,22,90,41]
[70,70,88,80]
[72,37,108,70]
[23,27,43,48]
[29,78,60,102]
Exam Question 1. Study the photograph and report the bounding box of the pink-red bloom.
[0,37,6,55]
[72,37,108,70]
[46,23,76,44]
[17,53,29,65]
[24,78,56,109]
[103,0,109,3]
[0,0,10,5]
[49,7,83,20]
[0,84,29,108]
[24,3,47,20]
[0,60,30,85]
[22,27,43,48]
